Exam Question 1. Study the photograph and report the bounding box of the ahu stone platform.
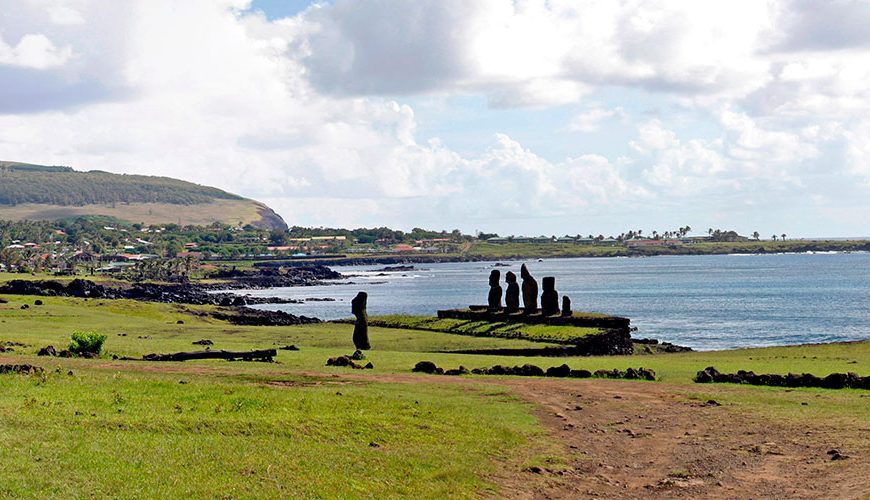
[436,307,630,331]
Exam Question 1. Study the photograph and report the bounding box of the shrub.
[68,330,106,355]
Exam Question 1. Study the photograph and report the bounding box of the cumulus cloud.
[0,0,869,235]
[0,33,72,69]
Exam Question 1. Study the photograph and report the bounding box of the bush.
[68,330,106,355]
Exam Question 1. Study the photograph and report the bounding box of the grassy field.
[0,199,270,227]
[1,293,868,496]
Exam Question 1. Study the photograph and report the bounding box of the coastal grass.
[1,295,868,382]
[1,294,868,495]
[0,366,542,498]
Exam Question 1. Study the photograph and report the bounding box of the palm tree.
[752,231,760,240]
[781,233,787,241]
[771,235,777,241]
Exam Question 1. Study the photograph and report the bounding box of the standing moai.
[487,270,503,311]
[351,291,370,350]
[520,264,538,314]
[541,276,560,316]
[504,271,520,313]
[561,295,572,317]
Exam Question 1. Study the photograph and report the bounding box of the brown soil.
[493,378,869,499]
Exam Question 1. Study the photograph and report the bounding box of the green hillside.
[0,161,287,229]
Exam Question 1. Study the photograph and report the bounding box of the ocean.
[237,252,870,351]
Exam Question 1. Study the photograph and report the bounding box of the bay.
[239,252,870,351]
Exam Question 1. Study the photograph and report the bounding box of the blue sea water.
[239,253,870,351]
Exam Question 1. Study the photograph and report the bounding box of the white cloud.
[569,107,623,133]
[0,0,868,235]
[0,33,72,69]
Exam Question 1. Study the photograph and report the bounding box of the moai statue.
[504,271,520,313]
[351,291,370,350]
[520,264,538,314]
[487,270,503,311]
[541,276,560,316]
[561,295,572,317]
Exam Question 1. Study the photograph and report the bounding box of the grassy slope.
[0,199,270,228]
[366,315,606,344]
[0,294,868,496]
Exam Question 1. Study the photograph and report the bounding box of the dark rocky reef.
[208,265,342,288]
[210,307,320,326]
[0,279,298,306]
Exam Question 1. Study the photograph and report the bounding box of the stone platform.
[436,307,630,331]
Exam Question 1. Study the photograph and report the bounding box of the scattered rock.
[546,364,572,377]
[694,366,868,390]
[0,364,44,375]
[37,345,57,357]
[705,400,721,407]
[412,361,439,374]
[351,349,366,361]
[176,320,184,324]
[364,362,374,369]
[20,304,29,310]
[192,339,214,346]
[278,345,299,351]
[34,299,43,306]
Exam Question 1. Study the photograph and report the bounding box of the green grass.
[1,294,868,496]
[365,315,606,344]
[0,365,541,497]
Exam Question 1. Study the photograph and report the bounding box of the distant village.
[0,219,753,275]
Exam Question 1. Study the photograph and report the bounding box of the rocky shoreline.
[0,265,343,307]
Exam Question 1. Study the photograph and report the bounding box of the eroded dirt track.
[495,378,869,499]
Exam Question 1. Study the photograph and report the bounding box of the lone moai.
[561,295,572,317]
[504,271,520,313]
[541,276,560,316]
[520,264,538,314]
[487,270,503,310]
[351,291,370,350]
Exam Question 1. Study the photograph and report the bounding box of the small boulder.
[546,364,571,378]
[570,369,592,378]
[364,362,373,369]
[519,364,544,377]
[412,361,439,374]
[37,345,57,357]
[34,299,43,306]
[192,339,213,346]
[351,349,366,361]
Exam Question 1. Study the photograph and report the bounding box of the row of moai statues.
[488,264,571,316]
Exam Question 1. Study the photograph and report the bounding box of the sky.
[1,1,869,237]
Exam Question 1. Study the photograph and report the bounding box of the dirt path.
[494,378,869,499]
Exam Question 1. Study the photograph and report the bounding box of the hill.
[0,161,287,229]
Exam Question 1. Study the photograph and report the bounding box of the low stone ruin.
[694,366,869,390]
[412,360,656,381]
